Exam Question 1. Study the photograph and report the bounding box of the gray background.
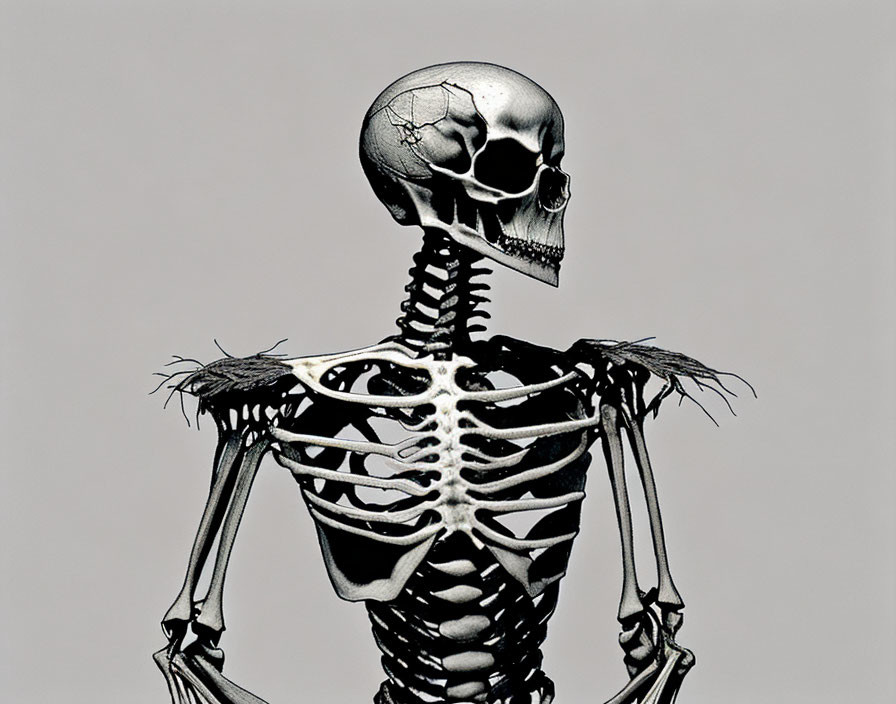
[2,1,893,702]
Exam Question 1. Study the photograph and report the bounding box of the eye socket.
[472,139,540,194]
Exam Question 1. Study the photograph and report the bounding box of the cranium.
[360,62,571,286]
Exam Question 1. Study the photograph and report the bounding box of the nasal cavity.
[537,167,570,211]
[473,139,539,194]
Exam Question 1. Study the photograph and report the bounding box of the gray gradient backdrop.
[2,2,894,703]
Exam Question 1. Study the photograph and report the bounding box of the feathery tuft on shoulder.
[568,337,755,425]
[152,340,295,424]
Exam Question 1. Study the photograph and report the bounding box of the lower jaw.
[432,223,562,286]
[495,230,564,267]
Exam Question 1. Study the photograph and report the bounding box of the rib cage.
[270,346,594,559]
[265,337,594,704]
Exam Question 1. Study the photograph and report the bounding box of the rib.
[397,444,444,463]
[287,385,434,409]
[477,491,584,513]
[470,436,588,493]
[308,507,442,545]
[384,458,442,473]
[462,413,600,441]
[276,454,429,496]
[271,427,418,458]
[473,520,578,551]
[459,372,579,403]
[303,490,435,523]
[460,446,530,469]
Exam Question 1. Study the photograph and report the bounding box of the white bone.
[400,416,437,432]
[461,446,531,471]
[309,507,441,546]
[600,404,644,622]
[399,444,446,464]
[460,371,579,402]
[472,520,577,551]
[601,660,660,704]
[477,491,584,513]
[271,427,419,458]
[194,440,268,635]
[163,432,244,629]
[622,410,684,610]
[639,649,682,704]
[382,458,441,474]
[156,63,712,704]
[462,412,600,440]
[277,454,429,496]
[361,64,569,285]
[471,436,588,492]
[303,490,436,523]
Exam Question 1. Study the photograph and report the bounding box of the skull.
[360,62,571,286]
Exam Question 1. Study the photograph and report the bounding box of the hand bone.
[606,590,694,704]
[618,608,660,676]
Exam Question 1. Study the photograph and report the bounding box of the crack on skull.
[376,81,488,174]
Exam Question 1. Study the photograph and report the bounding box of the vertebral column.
[369,535,558,704]
[393,229,491,360]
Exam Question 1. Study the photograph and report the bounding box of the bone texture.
[156,62,747,704]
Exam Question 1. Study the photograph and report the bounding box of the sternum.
[427,363,478,535]
[433,392,468,531]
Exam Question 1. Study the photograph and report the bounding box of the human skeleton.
[155,62,746,704]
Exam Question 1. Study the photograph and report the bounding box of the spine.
[395,230,491,358]
[368,537,557,704]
